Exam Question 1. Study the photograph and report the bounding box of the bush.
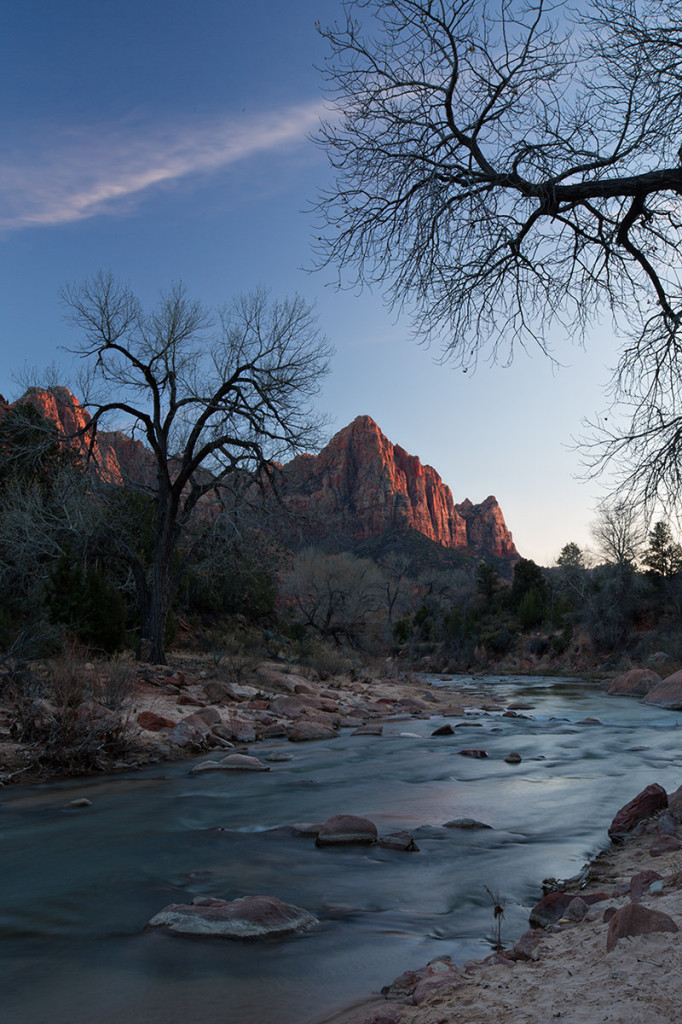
[48,554,127,653]
[8,648,134,773]
[290,636,354,679]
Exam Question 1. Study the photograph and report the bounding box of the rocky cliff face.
[6,391,517,560]
[276,416,518,559]
[19,386,155,488]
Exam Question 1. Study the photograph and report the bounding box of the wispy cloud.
[0,102,326,232]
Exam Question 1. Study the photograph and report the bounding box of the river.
[1,675,681,1024]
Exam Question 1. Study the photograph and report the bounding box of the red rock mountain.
[275,416,518,559]
[4,391,517,560]
[17,386,155,488]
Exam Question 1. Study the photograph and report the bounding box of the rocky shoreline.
[0,655,491,786]
[316,782,682,1024]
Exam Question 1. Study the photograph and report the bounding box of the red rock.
[148,894,316,938]
[606,668,661,696]
[316,814,378,846]
[606,902,678,951]
[287,720,337,742]
[507,929,544,961]
[20,387,154,487]
[381,958,464,1003]
[176,694,205,707]
[630,870,663,900]
[608,784,668,842]
[529,891,608,928]
[272,417,517,558]
[137,711,175,731]
[644,669,682,709]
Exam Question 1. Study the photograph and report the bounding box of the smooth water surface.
[2,675,681,1024]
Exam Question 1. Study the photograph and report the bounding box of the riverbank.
[320,790,682,1024]
[0,652,495,786]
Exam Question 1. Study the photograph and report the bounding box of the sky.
[0,0,627,565]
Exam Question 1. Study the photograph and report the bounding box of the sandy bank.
[320,800,682,1024]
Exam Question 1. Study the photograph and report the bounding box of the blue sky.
[0,0,624,564]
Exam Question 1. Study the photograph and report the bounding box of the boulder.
[316,814,378,846]
[431,723,454,736]
[608,784,668,841]
[176,694,206,707]
[352,724,383,736]
[529,891,608,928]
[287,720,337,742]
[270,695,307,719]
[644,669,682,709]
[505,752,522,764]
[378,831,419,852]
[458,749,488,758]
[168,714,214,749]
[190,754,269,773]
[137,711,175,731]
[606,902,678,952]
[606,668,661,697]
[507,929,544,962]
[193,707,222,726]
[381,957,464,1005]
[630,870,663,901]
[443,818,492,830]
[148,894,317,938]
[564,896,588,922]
[256,667,312,692]
[202,680,260,704]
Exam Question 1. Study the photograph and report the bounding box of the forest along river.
[2,675,682,1024]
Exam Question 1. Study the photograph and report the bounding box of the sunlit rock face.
[276,415,517,559]
[8,392,517,560]
[18,386,154,487]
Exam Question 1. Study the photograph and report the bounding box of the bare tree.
[314,0,682,373]
[590,501,645,569]
[59,273,332,663]
[282,549,384,646]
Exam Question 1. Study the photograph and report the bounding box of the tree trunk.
[145,495,177,665]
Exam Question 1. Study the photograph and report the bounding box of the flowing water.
[2,675,682,1024]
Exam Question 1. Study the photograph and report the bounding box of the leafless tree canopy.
[59,273,332,663]
[314,0,682,370]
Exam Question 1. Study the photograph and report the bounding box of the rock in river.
[190,754,270,773]
[644,669,682,709]
[606,668,661,697]
[316,814,378,846]
[148,894,317,938]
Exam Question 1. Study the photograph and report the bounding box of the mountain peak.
[279,417,517,558]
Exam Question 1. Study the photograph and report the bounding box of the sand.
[321,828,682,1024]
